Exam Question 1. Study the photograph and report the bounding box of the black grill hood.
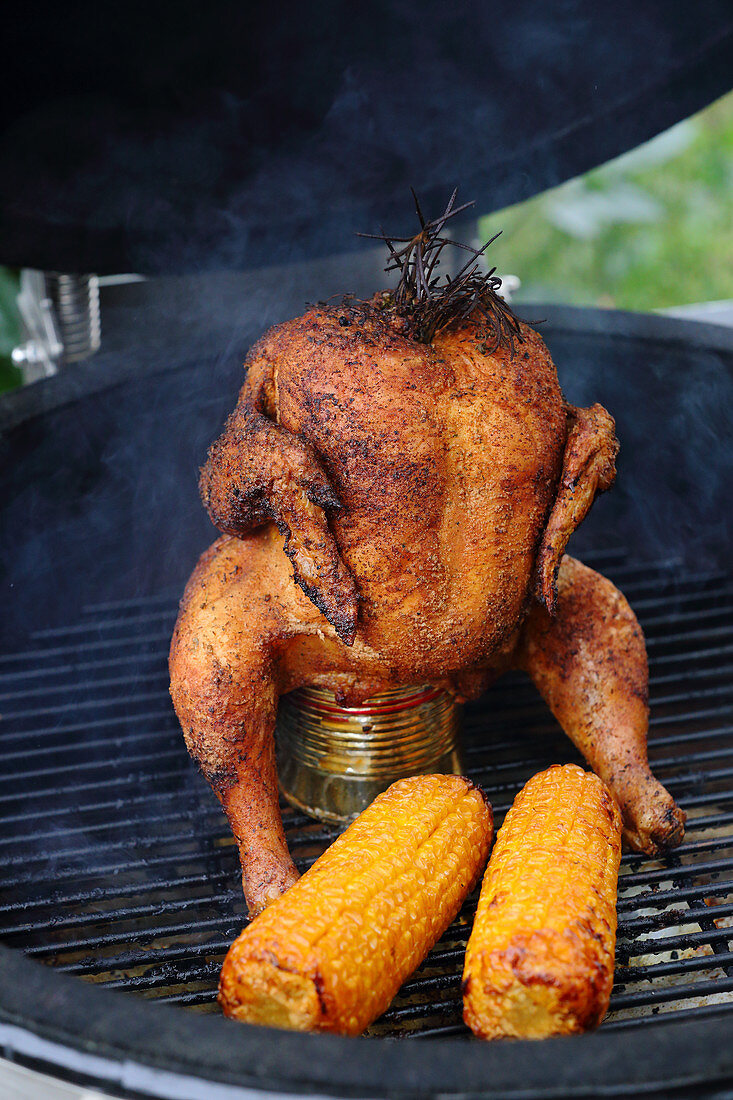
[1,0,732,275]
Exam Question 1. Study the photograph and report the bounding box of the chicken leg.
[517,555,686,854]
[169,535,301,917]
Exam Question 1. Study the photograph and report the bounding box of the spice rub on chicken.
[169,195,685,917]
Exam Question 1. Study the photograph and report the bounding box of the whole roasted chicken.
[170,196,685,917]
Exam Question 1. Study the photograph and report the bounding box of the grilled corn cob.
[463,763,622,1040]
[219,774,493,1035]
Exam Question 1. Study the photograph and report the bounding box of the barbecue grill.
[2,3,733,1097]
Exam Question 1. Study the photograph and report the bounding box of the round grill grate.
[0,549,731,1036]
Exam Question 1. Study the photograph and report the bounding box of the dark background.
[2,1,732,274]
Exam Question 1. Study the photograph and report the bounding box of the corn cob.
[219,774,493,1035]
[463,763,622,1040]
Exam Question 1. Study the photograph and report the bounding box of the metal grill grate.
[0,548,731,1039]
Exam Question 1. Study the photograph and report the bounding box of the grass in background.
[0,269,21,392]
[0,92,731,393]
[480,91,733,311]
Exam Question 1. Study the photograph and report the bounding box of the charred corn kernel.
[463,763,622,1040]
[219,774,493,1035]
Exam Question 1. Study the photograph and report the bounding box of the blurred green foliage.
[480,91,733,311]
[0,268,21,392]
[0,92,731,393]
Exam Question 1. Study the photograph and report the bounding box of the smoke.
[2,1,730,274]
[545,310,733,575]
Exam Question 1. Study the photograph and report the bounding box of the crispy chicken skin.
[170,302,684,916]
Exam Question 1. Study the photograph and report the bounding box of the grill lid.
[1,0,732,274]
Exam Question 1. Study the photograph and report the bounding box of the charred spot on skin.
[630,681,650,707]
[289,570,358,647]
[207,764,239,792]
[666,803,686,826]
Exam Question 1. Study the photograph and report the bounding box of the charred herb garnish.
[359,189,523,353]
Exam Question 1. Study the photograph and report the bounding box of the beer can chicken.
[170,193,685,917]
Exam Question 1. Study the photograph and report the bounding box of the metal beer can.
[277,684,462,824]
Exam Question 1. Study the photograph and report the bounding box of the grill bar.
[31,609,177,640]
[0,633,174,665]
[0,651,167,686]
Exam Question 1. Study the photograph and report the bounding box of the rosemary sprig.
[359,189,523,352]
